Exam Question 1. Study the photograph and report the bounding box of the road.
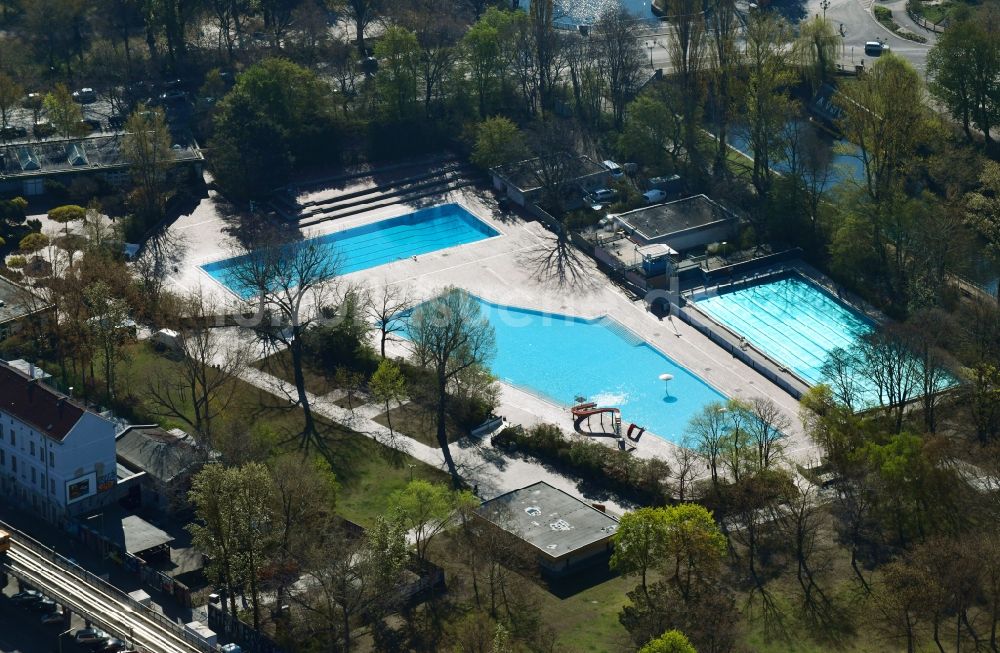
[2,528,210,653]
[632,0,933,76]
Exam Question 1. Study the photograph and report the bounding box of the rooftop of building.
[615,194,737,241]
[0,359,87,442]
[0,275,51,325]
[0,132,202,180]
[83,508,174,556]
[116,425,202,485]
[492,154,607,193]
[475,481,619,560]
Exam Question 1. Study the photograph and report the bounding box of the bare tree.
[593,3,642,130]
[855,328,922,432]
[707,0,740,177]
[781,477,835,624]
[227,235,339,452]
[147,286,249,447]
[409,287,496,485]
[745,397,790,470]
[664,0,708,172]
[292,517,408,652]
[686,400,729,492]
[365,284,414,358]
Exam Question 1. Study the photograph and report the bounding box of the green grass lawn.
[371,401,467,448]
[106,342,450,527]
[253,348,340,396]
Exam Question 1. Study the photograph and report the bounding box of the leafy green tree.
[43,84,86,139]
[209,58,339,199]
[370,358,407,437]
[123,106,173,225]
[611,507,669,599]
[374,26,420,120]
[48,205,85,237]
[19,232,49,254]
[189,464,242,616]
[837,54,924,206]
[410,287,496,484]
[927,7,1000,144]
[639,630,697,653]
[391,479,476,566]
[471,116,527,170]
[795,16,839,92]
[462,10,510,117]
[661,503,727,602]
[619,93,681,170]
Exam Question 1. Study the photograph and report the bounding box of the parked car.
[159,90,187,105]
[33,121,55,138]
[161,78,184,90]
[22,92,42,109]
[28,597,58,612]
[11,589,43,605]
[81,118,103,132]
[98,637,128,652]
[72,87,97,103]
[0,125,27,140]
[107,114,126,130]
[642,189,667,204]
[589,188,618,204]
[40,609,66,625]
[74,627,111,645]
[602,160,625,179]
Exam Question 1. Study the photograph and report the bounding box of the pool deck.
[162,184,820,470]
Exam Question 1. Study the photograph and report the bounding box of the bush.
[494,423,671,504]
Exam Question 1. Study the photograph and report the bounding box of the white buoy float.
[659,373,673,394]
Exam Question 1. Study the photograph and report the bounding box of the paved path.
[238,367,635,515]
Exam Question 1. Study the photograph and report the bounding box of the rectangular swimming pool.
[474,298,727,444]
[690,273,871,387]
[202,203,498,298]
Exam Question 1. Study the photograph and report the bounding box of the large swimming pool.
[202,203,498,298]
[691,274,871,387]
[476,299,726,444]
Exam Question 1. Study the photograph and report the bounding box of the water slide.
[571,403,622,438]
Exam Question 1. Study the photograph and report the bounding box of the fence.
[674,300,808,400]
[905,3,948,32]
[1,520,211,652]
[207,603,285,653]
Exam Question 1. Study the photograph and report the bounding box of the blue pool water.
[692,274,872,387]
[202,204,498,297]
[475,299,726,443]
[728,122,865,191]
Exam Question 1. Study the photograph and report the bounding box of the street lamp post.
[646,40,655,69]
[820,0,830,17]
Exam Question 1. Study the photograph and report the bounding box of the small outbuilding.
[474,481,619,577]
[614,194,739,253]
[116,425,203,512]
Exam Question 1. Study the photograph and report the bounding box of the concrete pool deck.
[161,183,820,469]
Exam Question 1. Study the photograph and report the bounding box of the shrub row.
[493,423,671,505]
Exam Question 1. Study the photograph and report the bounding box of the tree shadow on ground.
[518,230,598,291]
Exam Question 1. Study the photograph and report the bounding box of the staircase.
[270,159,481,227]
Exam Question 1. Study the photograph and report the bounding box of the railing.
[0,520,212,652]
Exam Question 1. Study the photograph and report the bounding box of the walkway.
[238,367,635,515]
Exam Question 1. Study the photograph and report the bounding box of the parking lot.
[0,573,120,653]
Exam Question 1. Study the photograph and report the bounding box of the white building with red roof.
[0,359,116,522]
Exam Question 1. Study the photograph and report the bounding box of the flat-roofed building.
[613,194,739,253]
[474,481,619,577]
